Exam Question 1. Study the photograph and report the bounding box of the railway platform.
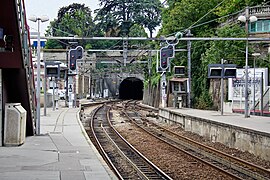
[159,106,270,161]
[0,103,117,180]
[165,107,270,134]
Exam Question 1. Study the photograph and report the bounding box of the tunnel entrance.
[119,77,143,100]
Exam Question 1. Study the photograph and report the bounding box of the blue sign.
[33,40,46,48]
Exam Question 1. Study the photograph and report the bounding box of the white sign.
[228,68,268,101]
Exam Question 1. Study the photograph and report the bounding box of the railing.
[17,0,36,127]
[252,87,270,114]
[249,6,270,16]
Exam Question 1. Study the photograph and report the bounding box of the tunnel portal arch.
[119,77,143,100]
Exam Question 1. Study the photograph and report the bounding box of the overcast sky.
[24,0,100,35]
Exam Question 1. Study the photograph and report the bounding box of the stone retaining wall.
[159,108,270,161]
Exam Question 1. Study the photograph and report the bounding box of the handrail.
[249,6,270,16]
[17,0,37,128]
[254,87,270,112]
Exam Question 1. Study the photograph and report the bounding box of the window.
[263,20,269,32]
[257,21,263,32]
[250,22,256,32]
[180,82,185,92]
[173,82,179,92]
[172,82,186,93]
[249,20,270,33]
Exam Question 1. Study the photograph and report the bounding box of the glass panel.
[173,82,179,91]
[180,82,185,91]
[257,21,262,32]
[263,20,269,32]
[250,22,256,32]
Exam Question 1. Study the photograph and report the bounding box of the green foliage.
[95,0,162,37]
[129,24,148,37]
[45,39,64,49]
[45,3,116,49]
[202,25,246,66]
[159,0,264,109]
[195,91,213,109]
[215,0,265,17]
[128,24,148,48]
[45,3,96,49]
[160,0,220,36]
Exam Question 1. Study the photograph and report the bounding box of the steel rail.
[90,103,172,179]
[124,102,270,179]
[106,105,172,180]
[122,108,241,180]
[144,119,270,180]
[89,105,123,180]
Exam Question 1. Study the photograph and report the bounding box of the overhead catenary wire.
[186,0,227,32]
[165,0,240,38]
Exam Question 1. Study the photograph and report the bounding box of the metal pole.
[148,51,152,77]
[244,8,250,118]
[123,40,128,66]
[221,59,224,115]
[187,30,192,108]
[65,48,69,107]
[161,72,167,108]
[244,38,249,117]
[44,61,47,116]
[32,35,270,41]
[260,72,263,116]
[52,77,55,111]
[36,20,41,135]
[253,57,256,115]
[90,73,92,98]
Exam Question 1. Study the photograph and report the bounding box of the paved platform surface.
[0,104,117,180]
[165,107,270,134]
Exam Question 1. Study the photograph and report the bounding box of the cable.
[50,27,74,36]
[165,0,243,38]
[189,9,243,30]
[187,0,226,31]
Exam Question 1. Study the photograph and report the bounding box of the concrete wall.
[159,108,270,161]
[143,83,160,108]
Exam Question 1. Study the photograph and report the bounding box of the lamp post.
[238,7,257,118]
[252,52,260,114]
[29,15,49,135]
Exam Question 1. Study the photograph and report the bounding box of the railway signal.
[76,46,83,60]
[159,45,175,71]
[69,49,77,71]
[68,46,84,71]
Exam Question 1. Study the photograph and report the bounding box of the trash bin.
[4,103,27,146]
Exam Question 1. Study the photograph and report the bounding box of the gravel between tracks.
[111,110,235,179]
[138,109,270,170]
[84,105,270,178]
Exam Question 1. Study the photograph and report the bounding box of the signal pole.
[67,46,84,107]
[186,30,192,108]
[159,44,175,108]
[161,72,167,108]
[123,40,128,66]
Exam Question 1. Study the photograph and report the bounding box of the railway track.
[88,104,172,179]
[122,101,270,180]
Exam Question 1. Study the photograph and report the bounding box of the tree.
[45,3,96,49]
[157,0,265,109]
[215,0,266,17]
[128,24,148,48]
[160,0,221,36]
[94,0,162,37]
